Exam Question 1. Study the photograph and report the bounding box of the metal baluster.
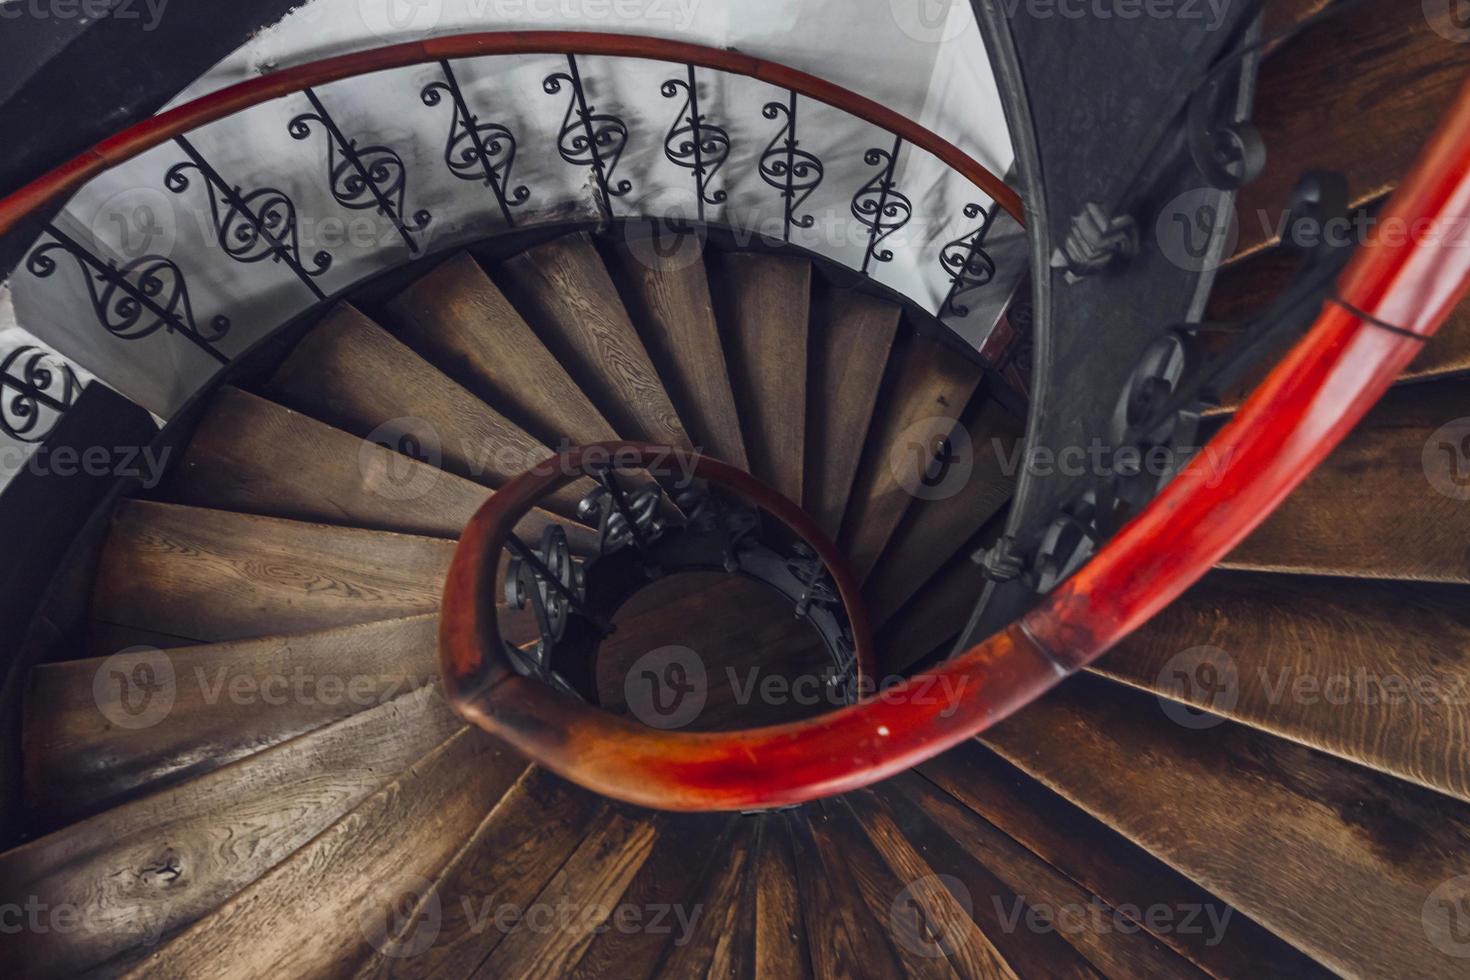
[0,346,79,443]
[166,135,330,300]
[939,202,999,319]
[759,91,824,243]
[289,88,431,253]
[26,224,231,364]
[852,133,912,275]
[422,59,529,227]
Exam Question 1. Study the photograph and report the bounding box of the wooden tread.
[0,686,463,978]
[1095,570,1470,804]
[1236,0,1470,257]
[269,303,586,514]
[89,501,455,643]
[124,726,524,979]
[388,252,619,448]
[839,332,986,581]
[25,615,441,825]
[1220,377,1470,582]
[805,287,902,539]
[864,393,1020,626]
[602,232,750,469]
[710,251,813,504]
[497,233,691,449]
[982,674,1470,979]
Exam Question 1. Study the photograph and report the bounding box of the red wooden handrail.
[440,74,1470,811]
[0,31,1022,238]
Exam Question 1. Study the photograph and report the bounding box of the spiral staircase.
[2,1,1470,978]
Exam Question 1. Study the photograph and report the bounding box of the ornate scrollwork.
[578,482,666,554]
[26,228,231,362]
[505,525,585,672]
[0,345,79,443]
[939,202,999,319]
[421,65,529,225]
[544,59,632,201]
[164,156,331,281]
[759,94,823,241]
[289,91,431,251]
[660,68,730,218]
[851,140,912,273]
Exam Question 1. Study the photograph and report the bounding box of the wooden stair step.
[25,615,440,826]
[840,789,1028,980]
[650,818,760,979]
[878,548,988,675]
[1220,377,1470,582]
[865,393,1020,626]
[566,811,731,980]
[352,767,606,979]
[748,814,814,979]
[839,332,986,581]
[89,501,455,643]
[715,253,813,498]
[477,809,661,978]
[602,231,750,470]
[981,673,1470,979]
[805,287,902,540]
[1202,246,1470,415]
[269,303,586,514]
[1235,0,1470,256]
[786,805,908,980]
[858,781,1107,980]
[498,233,691,449]
[1095,570,1470,804]
[917,742,1332,979]
[170,386,591,549]
[709,251,812,504]
[124,726,525,979]
[388,252,619,448]
[0,685,464,978]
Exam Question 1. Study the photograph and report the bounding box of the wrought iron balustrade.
[0,33,1026,448]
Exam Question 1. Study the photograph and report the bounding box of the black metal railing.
[4,45,1019,447]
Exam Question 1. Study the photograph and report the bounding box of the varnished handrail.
[442,75,1470,811]
[0,31,1022,238]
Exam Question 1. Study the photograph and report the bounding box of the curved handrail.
[0,31,1021,239]
[441,76,1470,811]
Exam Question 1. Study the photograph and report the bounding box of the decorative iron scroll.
[26,224,231,363]
[165,135,330,299]
[289,88,431,253]
[0,345,80,443]
[939,202,999,319]
[851,135,911,274]
[422,60,529,226]
[545,54,632,207]
[759,91,824,242]
[661,64,730,222]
